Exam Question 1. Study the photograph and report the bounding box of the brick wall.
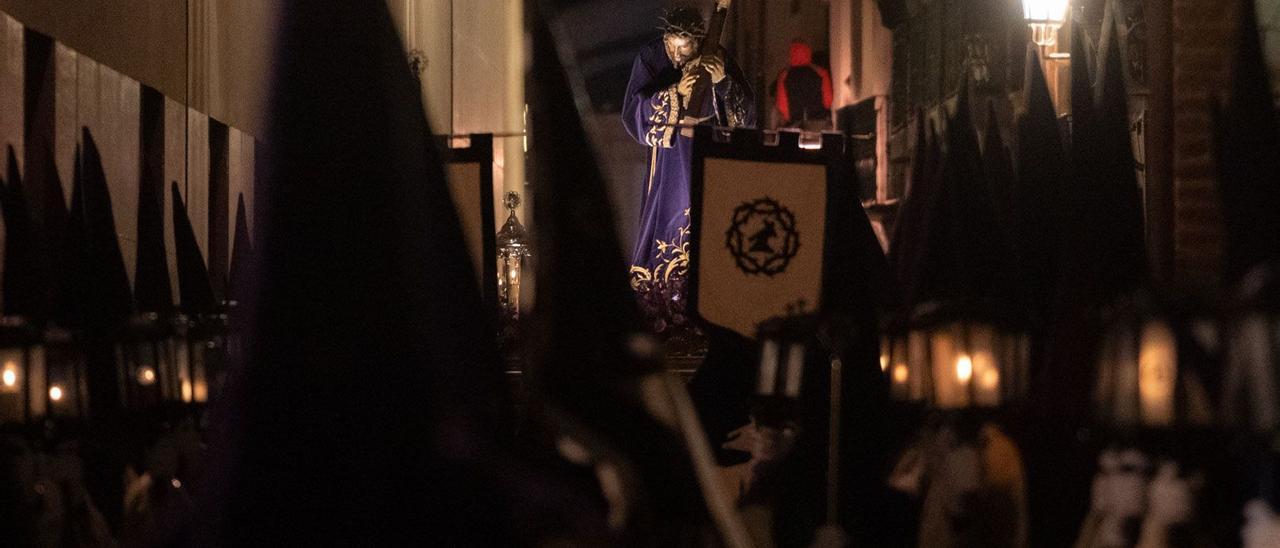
[1171,0,1236,287]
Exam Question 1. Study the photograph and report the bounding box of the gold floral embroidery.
[630,209,691,290]
[644,85,680,149]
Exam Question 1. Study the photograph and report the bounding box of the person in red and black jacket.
[775,40,833,130]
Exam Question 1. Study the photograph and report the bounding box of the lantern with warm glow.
[497,191,531,323]
[0,317,42,425]
[0,318,88,427]
[1093,293,1215,432]
[187,312,229,405]
[882,304,1030,413]
[117,313,213,410]
[43,325,88,422]
[1023,0,1070,47]
[753,315,816,428]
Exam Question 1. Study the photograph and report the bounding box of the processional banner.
[689,127,850,338]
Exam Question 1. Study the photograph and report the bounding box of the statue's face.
[663,34,699,68]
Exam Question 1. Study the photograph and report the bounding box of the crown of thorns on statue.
[658,6,707,39]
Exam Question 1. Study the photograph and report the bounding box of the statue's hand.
[677,70,700,98]
[701,52,726,84]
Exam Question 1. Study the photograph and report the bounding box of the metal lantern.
[42,324,88,421]
[882,304,1030,411]
[117,313,171,409]
[0,317,43,424]
[1093,293,1216,432]
[496,191,531,322]
[116,312,212,409]
[1022,0,1070,47]
[187,312,229,404]
[0,317,87,426]
[753,315,816,428]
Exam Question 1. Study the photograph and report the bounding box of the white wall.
[389,0,526,224]
[0,5,260,306]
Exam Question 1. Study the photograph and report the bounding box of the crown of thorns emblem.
[725,197,800,276]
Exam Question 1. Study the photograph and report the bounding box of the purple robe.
[622,39,755,322]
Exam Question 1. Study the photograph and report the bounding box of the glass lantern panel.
[757,339,780,395]
[1109,323,1140,426]
[969,324,1000,408]
[192,337,210,403]
[930,325,968,409]
[27,344,47,418]
[126,340,163,408]
[783,343,805,398]
[170,337,193,403]
[887,336,910,401]
[879,335,890,373]
[0,348,21,394]
[1138,321,1177,427]
[907,331,930,402]
[43,344,82,418]
[0,347,25,422]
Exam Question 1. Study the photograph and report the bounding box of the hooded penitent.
[1030,15,1149,546]
[527,1,749,544]
[775,40,833,125]
[1,147,42,317]
[1214,0,1280,284]
[134,87,174,315]
[170,183,217,316]
[198,1,570,544]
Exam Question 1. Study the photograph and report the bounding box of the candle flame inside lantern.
[880,353,888,372]
[956,355,974,383]
[892,363,909,384]
[49,385,64,401]
[1138,322,1177,426]
[137,367,157,386]
[2,364,17,388]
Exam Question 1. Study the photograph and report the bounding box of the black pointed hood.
[134,154,173,313]
[912,83,1016,321]
[1059,14,1147,305]
[170,182,217,315]
[52,146,88,328]
[1069,20,1097,147]
[527,10,655,399]
[1214,0,1280,283]
[78,129,134,323]
[527,1,716,541]
[1093,13,1147,294]
[1014,42,1068,317]
[206,1,520,544]
[889,113,943,316]
[1,148,42,317]
[33,146,70,322]
[982,102,1016,233]
[226,193,253,305]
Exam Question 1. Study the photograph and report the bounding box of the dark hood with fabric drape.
[199,1,533,544]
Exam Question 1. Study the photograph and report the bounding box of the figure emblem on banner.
[726,197,800,276]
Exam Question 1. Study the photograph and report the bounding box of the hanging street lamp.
[1022,0,1070,48]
